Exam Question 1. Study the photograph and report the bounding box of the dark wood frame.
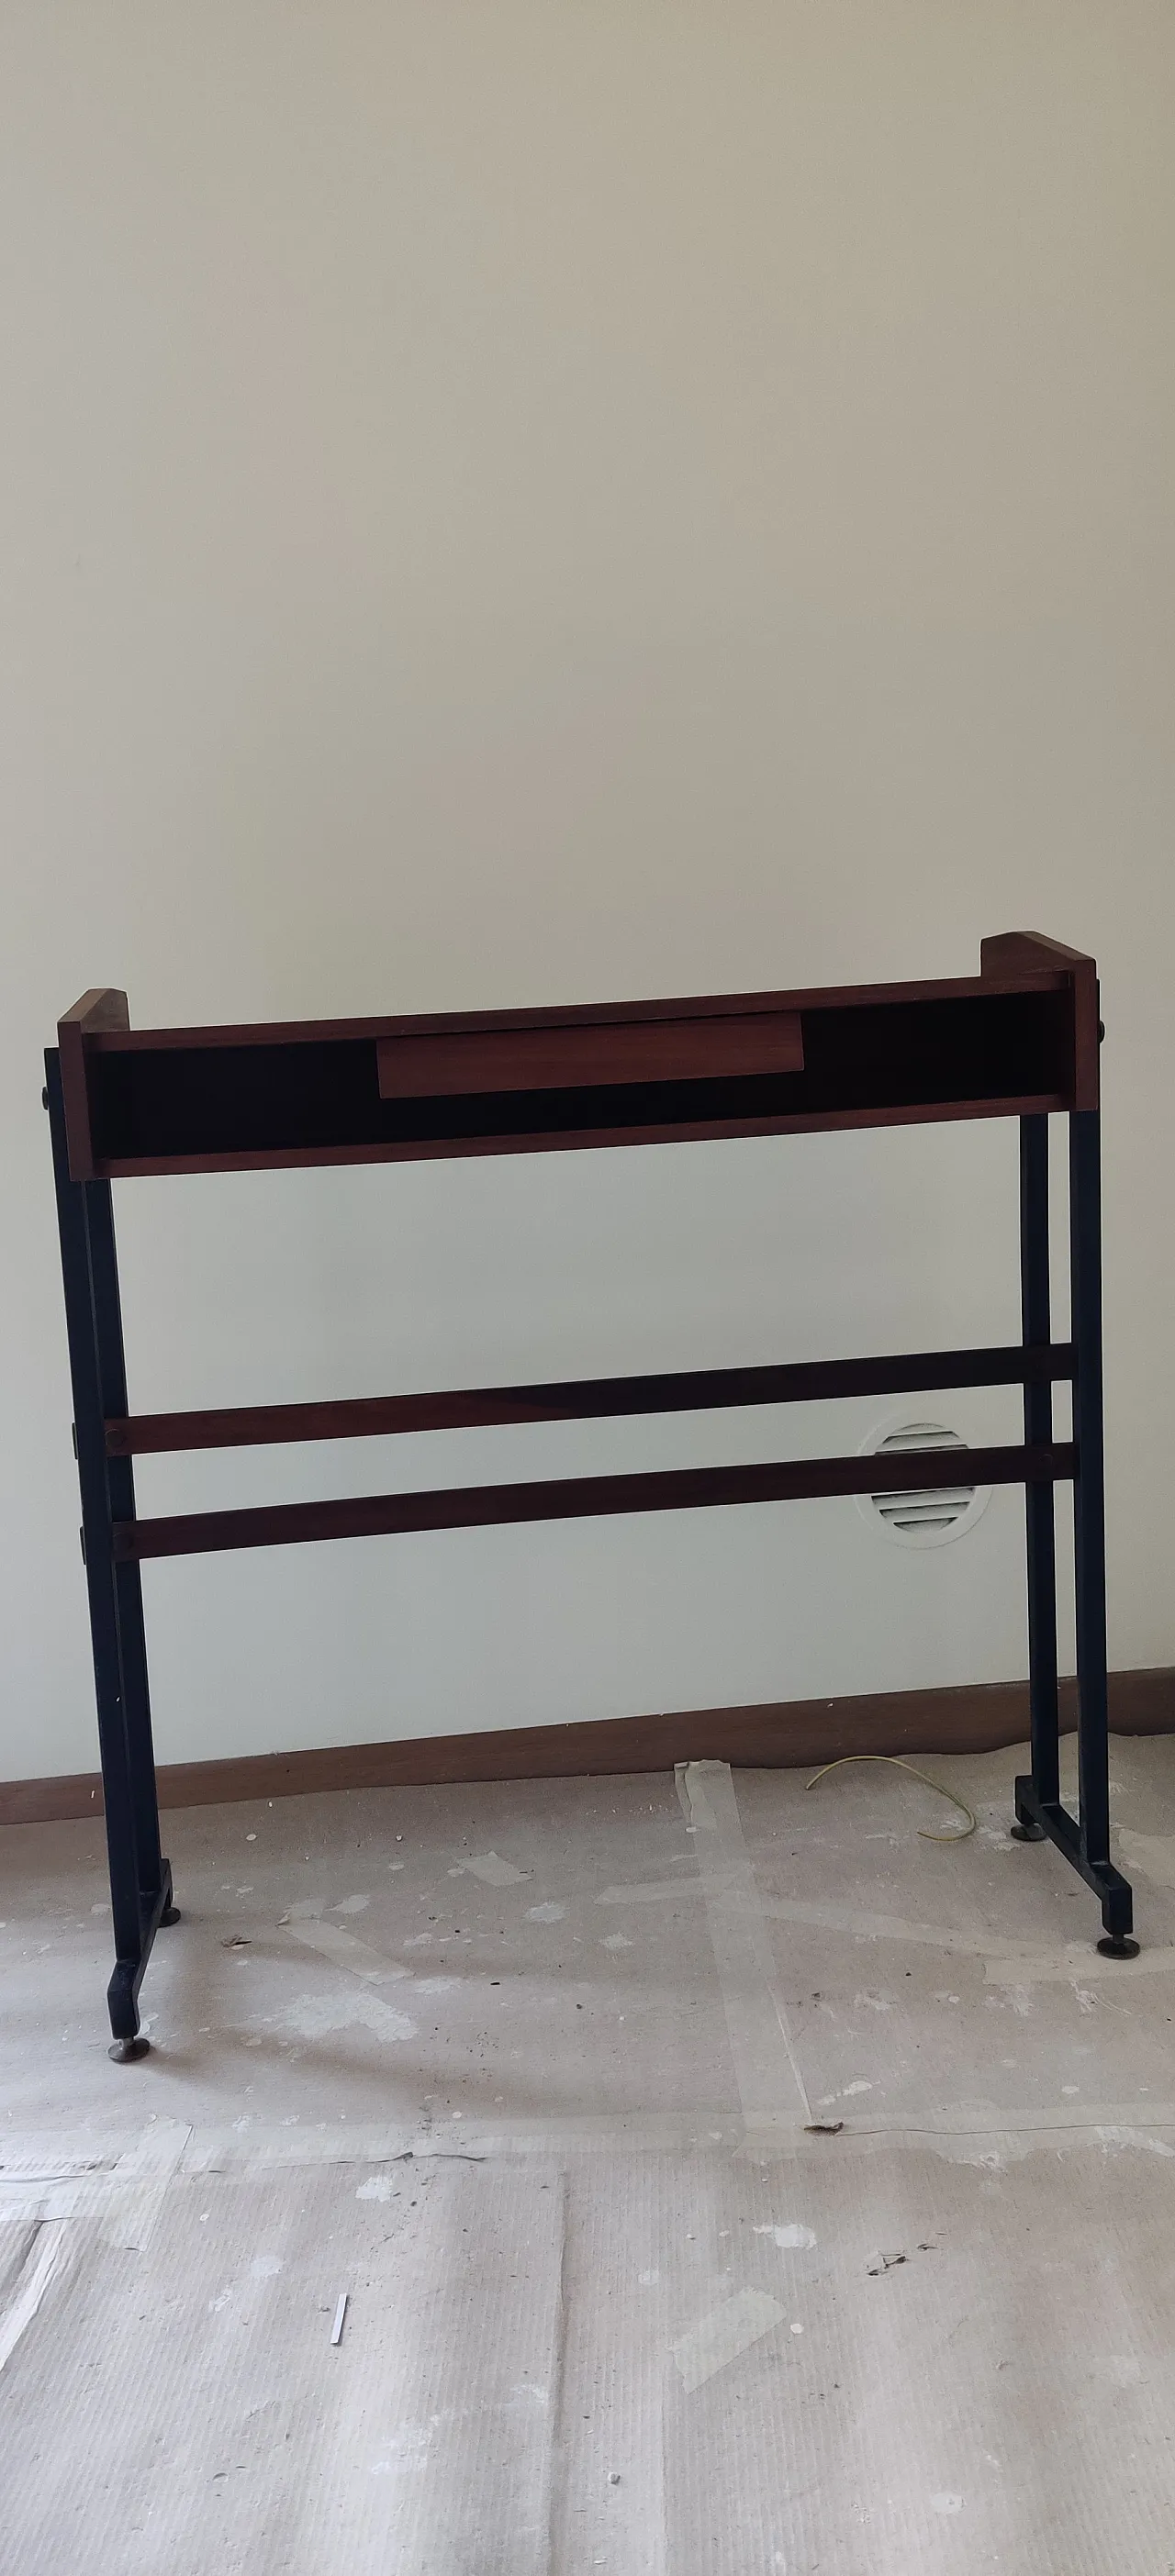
[45,930,1135,2056]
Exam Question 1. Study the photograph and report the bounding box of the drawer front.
[376,1011,804,1100]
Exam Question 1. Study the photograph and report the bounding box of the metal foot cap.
[1096,1935,1140,1960]
[1011,1819,1046,1842]
[160,1904,181,1925]
[108,2035,151,2062]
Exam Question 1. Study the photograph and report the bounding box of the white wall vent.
[856,1420,992,1550]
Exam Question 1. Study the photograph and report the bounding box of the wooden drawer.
[376,1010,805,1099]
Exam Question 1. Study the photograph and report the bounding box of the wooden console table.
[46,930,1136,2059]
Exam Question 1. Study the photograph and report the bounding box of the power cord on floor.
[804,1753,977,1842]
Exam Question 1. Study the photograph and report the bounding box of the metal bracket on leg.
[1013,1774,1137,1955]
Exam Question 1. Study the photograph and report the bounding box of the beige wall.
[2,3,1173,1780]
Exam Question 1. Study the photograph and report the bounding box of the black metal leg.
[1013,1106,1136,1953]
[45,1054,177,2057]
[1013,1116,1059,1843]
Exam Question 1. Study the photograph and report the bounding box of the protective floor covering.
[4,1738,1175,2572]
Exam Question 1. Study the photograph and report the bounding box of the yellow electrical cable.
[804,1753,977,1842]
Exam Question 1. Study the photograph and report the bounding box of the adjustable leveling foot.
[106,1868,182,2062]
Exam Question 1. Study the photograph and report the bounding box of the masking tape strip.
[8,2100,1175,2212]
[100,2118,193,2251]
[0,2122,192,2241]
[0,2220,70,2374]
[179,2113,750,2171]
[676,1759,812,2135]
[283,1921,413,1981]
[671,2288,786,2392]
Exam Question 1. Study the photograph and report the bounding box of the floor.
[4,1738,1175,2574]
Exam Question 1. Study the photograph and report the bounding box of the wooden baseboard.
[3,1667,1173,1826]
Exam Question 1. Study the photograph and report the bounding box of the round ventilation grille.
[856,1420,991,1550]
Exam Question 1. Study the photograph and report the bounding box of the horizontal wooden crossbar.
[113,1441,1075,1561]
[105,1342,1076,1456]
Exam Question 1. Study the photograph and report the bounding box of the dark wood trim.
[113,1442,1074,1563]
[84,965,1069,1056]
[55,990,129,1183]
[106,1342,1076,1458]
[5,1666,1172,1825]
[980,932,1092,974]
[94,1094,1073,1183]
[980,931,1099,1110]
